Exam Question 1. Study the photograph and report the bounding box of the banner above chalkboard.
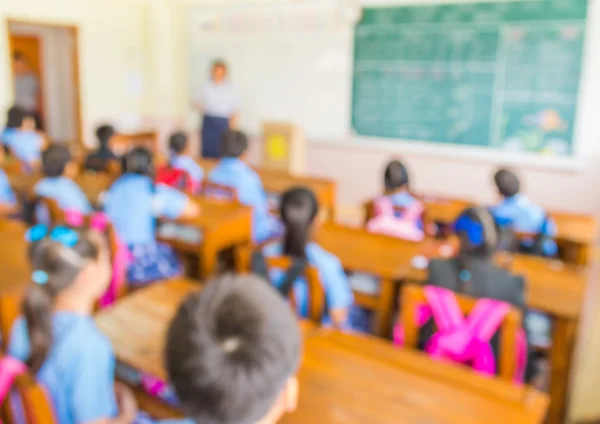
[351,0,588,157]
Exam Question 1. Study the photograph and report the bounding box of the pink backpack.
[65,211,130,308]
[394,286,527,382]
[367,197,424,242]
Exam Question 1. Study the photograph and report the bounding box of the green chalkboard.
[352,0,588,156]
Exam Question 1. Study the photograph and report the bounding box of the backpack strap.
[423,286,465,332]
[466,299,511,343]
[0,357,27,405]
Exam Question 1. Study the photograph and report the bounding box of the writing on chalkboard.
[352,0,588,156]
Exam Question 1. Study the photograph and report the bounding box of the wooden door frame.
[6,18,83,147]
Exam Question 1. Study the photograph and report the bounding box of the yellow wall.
[0,0,149,144]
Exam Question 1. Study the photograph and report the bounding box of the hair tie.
[32,270,49,285]
[26,224,48,243]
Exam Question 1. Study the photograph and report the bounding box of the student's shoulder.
[64,316,113,358]
[306,243,341,266]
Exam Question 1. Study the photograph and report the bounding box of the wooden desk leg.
[547,318,577,424]
[375,279,395,338]
[200,239,218,280]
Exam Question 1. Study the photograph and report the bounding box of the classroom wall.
[0,0,148,145]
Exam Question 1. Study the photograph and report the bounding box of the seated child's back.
[208,130,277,243]
[84,124,119,173]
[169,131,204,187]
[2,106,44,170]
[490,168,557,256]
[35,145,92,215]
[8,225,137,424]
[261,188,353,328]
[105,147,199,285]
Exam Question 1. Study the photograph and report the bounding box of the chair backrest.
[1,374,57,424]
[203,181,239,203]
[401,284,522,382]
[263,256,325,324]
[237,248,325,324]
[0,292,23,354]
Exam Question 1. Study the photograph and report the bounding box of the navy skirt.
[127,242,183,287]
[201,115,229,158]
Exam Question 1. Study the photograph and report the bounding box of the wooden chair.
[237,249,325,324]
[0,291,23,354]
[203,181,239,203]
[1,372,57,424]
[401,284,522,382]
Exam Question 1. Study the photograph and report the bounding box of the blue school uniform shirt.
[34,177,92,214]
[171,154,204,183]
[263,242,353,323]
[209,158,276,243]
[490,194,557,256]
[1,128,43,165]
[8,312,118,424]
[0,169,17,206]
[105,174,189,245]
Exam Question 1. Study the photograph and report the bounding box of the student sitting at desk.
[105,147,200,286]
[0,147,18,217]
[262,187,353,329]
[422,207,536,381]
[208,129,279,243]
[7,225,138,424]
[490,168,557,257]
[34,145,92,219]
[168,131,204,190]
[1,106,45,172]
[164,274,300,424]
[84,124,119,173]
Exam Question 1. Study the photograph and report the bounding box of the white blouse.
[198,80,239,118]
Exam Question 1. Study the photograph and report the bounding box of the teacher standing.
[195,60,239,158]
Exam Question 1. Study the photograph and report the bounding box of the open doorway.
[6,20,82,145]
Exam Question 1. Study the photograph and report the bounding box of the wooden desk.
[97,280,548,424]
[158,198,252,278]
[549,211,597,265]
[408,254,586,424]
[314,223,455,337]
[196,159,337,221]
[285,330,547,424]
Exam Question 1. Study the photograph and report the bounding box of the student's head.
[211,59,228,83]
[169,131,189,156]
[95,124,116,149]
[13,51,27,75]
[24,225,111,372]
[42,145,76,178]
[221,129,248,159]
[166,274,301,424]
[455,207,498,259]
[123,146,154,178]
[384,160,410,193]
[494,168,520,199]
[21,111,36,132]
[280,187,319,259]
[6,106,25,129]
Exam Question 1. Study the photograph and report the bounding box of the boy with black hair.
[208,130,279,243]
[35,145,91,217]
[490,168,557,257]
[169,131,204,185]
[165,274,301,424]
[84,124,119,172]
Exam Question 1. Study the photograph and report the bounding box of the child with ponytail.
[7,225,138,423]
[262,187,353,328]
